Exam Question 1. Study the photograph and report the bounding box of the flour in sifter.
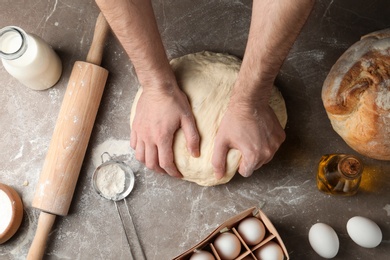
[95,163,126,198]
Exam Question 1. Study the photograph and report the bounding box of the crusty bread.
[322,28,390,160]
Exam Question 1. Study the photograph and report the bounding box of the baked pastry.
[322,28,390,160]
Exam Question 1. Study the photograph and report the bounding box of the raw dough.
[130,52,287,186]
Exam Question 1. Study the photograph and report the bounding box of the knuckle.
[262,148,274,159]
[280,131,286,141]
[156,132,171,146]
[246,151,260,164]
[245,148,273,166]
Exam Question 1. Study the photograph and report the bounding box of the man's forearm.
[95,0,174,88]
[235,0,314,102]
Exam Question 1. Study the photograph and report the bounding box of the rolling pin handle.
[86,12,110,65]
[27,212,57,260]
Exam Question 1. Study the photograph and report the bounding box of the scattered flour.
[91,138,141,173]
[0,190,12,235]
[95,163,125,199]
[91,138,132,167]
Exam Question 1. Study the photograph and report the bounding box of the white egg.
[347,216,382,248]
[308,223,339,259]
[237,217,266,246]
[213,232,241,260]
[254,241,284,260]
[189,250,215,260]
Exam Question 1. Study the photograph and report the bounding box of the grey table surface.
[1,0,390,259]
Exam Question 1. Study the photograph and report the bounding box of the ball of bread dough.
[130,51,287,186]
[322,29,390,160]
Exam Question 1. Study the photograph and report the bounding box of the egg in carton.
[173,207,289,260]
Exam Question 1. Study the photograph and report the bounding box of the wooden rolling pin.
[27,13,110,260]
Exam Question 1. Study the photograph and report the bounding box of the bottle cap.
[338,155,363,180]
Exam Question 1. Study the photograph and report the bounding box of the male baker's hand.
[130,85,200,177]
[211,97,286,179]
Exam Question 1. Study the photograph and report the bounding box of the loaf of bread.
[322,28,390,160]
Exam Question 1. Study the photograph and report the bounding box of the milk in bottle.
[0,26,62,90]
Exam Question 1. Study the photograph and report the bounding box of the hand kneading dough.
[130,51,287,186]
[322,29,390,160]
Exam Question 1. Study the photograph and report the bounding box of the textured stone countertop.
[1,0,389,259]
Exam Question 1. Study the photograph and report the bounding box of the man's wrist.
[231,71,274,104]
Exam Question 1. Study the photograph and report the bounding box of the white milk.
[0,26,62,90]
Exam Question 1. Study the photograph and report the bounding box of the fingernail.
[166,167,183,179]
[241,167,254,178]
[243,172,252,178]
[190,149,200,158]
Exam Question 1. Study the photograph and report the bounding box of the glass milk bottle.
[0,26,62,90]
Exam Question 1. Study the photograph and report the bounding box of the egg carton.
[173,207,289,260]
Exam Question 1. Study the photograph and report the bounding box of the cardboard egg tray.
[173,207,289,260]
